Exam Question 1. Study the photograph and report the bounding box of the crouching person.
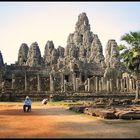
[42,98,48,109]
[42,98,48,105]
[23,96,32,112]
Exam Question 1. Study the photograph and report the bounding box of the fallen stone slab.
[83,107,104,117]
[69,105,87,113]
[117,110,140,120]
[120,99,132,105]
[99,110,117,119]
[132,99,140,105]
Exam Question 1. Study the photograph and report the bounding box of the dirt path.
[0,103,140,138]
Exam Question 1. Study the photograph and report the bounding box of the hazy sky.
[0,2,140,64]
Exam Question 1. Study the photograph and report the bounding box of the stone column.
[116,78,120,91]
[126,77,129,92]
[25,72,27,91]
[110,79,113,92]
[129,78,133,92]
[135,80,139,100]
[95,77,99,92]
[107,80,110,92]
[0,73,3,83]
[120,79,124,92]
[131,79,134,91]
[37,74,41,91]
[11,74,15,89]
[61,73,64,92]
[101,77,106,90]
[124,77,127,92]
[73,73,76,91]
[134,79,136,91]
[84,79,88,91]
[87,78,90,92]
[101,77,106,91]
[50,74,54,92]
[79,73,82,84]
[85,85,88,91]
[1,81,5,93]
[76,78,80,91]
[132,79,136,91]
[99,79,102,92]
[64,80,66,92]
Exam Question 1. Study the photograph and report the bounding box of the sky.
[0,2,140,64]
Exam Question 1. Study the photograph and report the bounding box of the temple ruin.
[0,12,138,101]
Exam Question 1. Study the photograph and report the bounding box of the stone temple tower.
[17,43,29,66]
[26,42,43,67]
[0,51,4,67]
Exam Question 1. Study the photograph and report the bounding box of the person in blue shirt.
[23,96,32,112]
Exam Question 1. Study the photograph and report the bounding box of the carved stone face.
[73,32,83,45]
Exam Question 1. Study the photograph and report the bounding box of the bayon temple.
[0,12,138,101]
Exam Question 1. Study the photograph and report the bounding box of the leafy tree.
[119,31,140,99]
